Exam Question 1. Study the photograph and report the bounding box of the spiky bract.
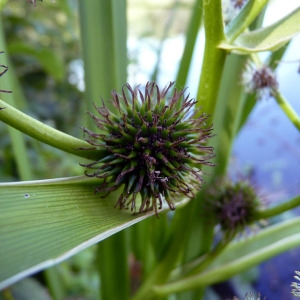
[81,82,214,215]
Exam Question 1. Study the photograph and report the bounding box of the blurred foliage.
[0,0,83,181]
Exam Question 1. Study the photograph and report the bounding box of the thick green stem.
[272,89,300,131]
[196,0,226,115]
[0,99,100,160]
[171,3,226,298]
[79,2,129,299]
[97,231,130,300]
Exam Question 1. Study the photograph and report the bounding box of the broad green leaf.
[220,7,300,53]
[0,176,175,290]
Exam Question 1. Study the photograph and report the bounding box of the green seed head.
[81,82,214,215]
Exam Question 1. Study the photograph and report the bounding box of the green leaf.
[0,176,170,290]
[220,7,300,53]
[225,0,268,42]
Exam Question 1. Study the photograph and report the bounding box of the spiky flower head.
[242,63,278,99]
[291,270,300,297]
[208,179,262,235]
[80,82,214,215]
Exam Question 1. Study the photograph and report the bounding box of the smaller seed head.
[242,63,278,99]
[207,179,262,235]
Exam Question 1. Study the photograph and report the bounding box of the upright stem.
[79,1,129,299]
[272,89,300,131]
[0,15,33,181]
[196,0,226,115]
[97,231,130,300]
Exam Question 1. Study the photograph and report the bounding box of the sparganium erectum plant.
[80,82,214,215]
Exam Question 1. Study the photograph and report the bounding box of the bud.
[207,179,262,235]
[80,82,214,215]
[242,63,278,99]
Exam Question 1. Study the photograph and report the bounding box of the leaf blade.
[220,7,300,53]
[0,176,162,290]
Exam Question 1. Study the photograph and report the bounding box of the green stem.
[153,232,300,296]
[175,0,203,89]
[151,0,180,82]
[0,99,100,160]
[169,238,231,285]
[78,0,127,120]
[44,266,66,300]
[272,89,300,131]
[196,0,226,115]
[256,195,300,219]
[132,205,192,300]
[211,54,248,176]
[97,231,130,300]
[79,2,129,299]
[0,15,33,180]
